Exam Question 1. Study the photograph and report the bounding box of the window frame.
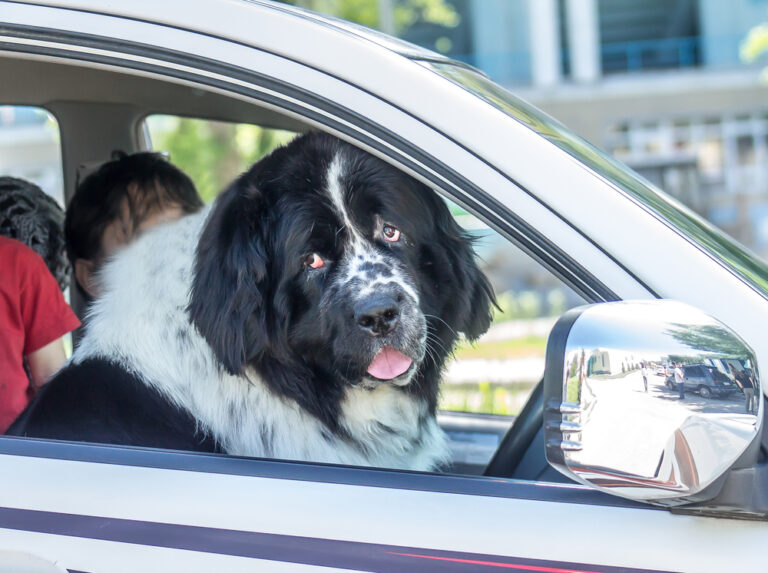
[0,8,654,502]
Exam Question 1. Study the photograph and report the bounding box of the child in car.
[65,151,203,300]
[0,177,80,432]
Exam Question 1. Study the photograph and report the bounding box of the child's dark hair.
[0,176,70,290]
[65,151,203,265]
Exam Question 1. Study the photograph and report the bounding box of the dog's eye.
[382,224,401,243]
[304,253,325,269]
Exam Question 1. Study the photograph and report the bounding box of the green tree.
[664,323,750,359]
[148,117,294,203]
[741,19,768,81]
[287,0,459,32]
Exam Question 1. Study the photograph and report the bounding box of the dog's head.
[189,133,493,422]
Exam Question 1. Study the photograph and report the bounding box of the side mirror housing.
[544,300,762,507]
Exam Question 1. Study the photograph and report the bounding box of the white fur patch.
[327,156,421,305]
[326,152,363,246]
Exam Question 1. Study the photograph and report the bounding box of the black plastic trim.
[542,306,589,470]
[484,381,544,477]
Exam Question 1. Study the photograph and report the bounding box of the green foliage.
[547,289,566,316]
[291,0,381,27]
[394,0,459,31]
[741,22,768,80]
[492,291,519,322]
[147,116,295,203]
[493,290,555,322]
[566,377,581,403]
[665,323,751,359]
[478,381,493,413]
[453,335,546,361]
[516,291,541,320]
[286,0,459,34]
[439,382,534,415]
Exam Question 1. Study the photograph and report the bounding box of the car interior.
[1,53,579,482]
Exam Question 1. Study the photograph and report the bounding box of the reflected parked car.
[665,364,737,398]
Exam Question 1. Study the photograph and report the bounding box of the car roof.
[12,0,488,130]
[239,0,454,62]
[3,0,468,132]
[18,0,474,69]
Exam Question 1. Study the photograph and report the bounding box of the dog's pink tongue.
[367,347,413,380]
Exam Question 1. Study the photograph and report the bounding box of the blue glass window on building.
[598,0,701,73]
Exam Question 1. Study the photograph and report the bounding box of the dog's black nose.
[355,296,400,336]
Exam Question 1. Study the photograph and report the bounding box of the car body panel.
[1,445,767,572]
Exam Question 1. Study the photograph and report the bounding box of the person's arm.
[15,242,80,384]
[26,336,68,388]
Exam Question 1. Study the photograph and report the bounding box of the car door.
[1,3,767,572]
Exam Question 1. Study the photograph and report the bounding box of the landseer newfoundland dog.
[9,133,494,471]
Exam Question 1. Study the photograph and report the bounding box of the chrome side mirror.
[544,300,762,506]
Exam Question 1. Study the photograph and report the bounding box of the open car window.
[143,115,296,202]
[0,106,63,205]
[439,205,585,417]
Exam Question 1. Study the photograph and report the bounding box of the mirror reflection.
[548,300,761,502]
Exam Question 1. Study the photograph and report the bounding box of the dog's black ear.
[429,193,496,342]
[188,173,269,375]
[460,260,496,341]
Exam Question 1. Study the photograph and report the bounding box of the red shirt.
[0,236,80,431]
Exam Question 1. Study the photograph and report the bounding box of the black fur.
[8,358,220,452]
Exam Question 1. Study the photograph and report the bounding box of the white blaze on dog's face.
[190,132,494,427]
[317,153,426,388]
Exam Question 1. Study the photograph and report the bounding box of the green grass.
[453,335,546,360]
[439,382,535,416]
[566,376,581,403]
[441,335,546,415]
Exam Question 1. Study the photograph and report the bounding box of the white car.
[0,1,766,572]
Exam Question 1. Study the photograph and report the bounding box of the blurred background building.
[374,0,768,257]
